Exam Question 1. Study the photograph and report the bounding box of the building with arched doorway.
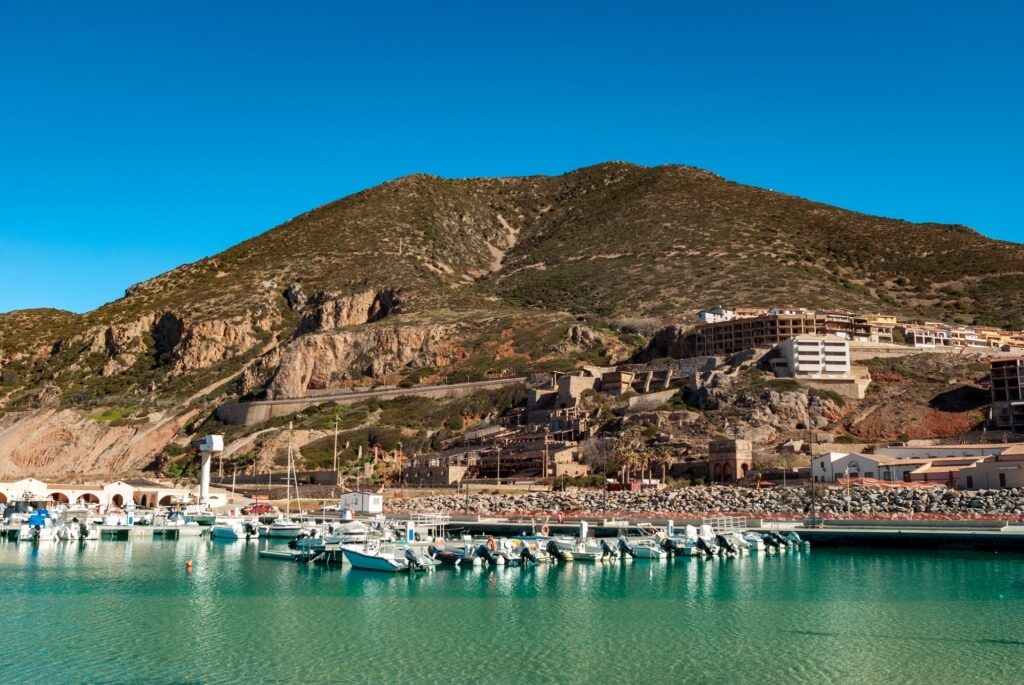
[0,478,210,510]
[0,478,49,505]
[708,439,753,482]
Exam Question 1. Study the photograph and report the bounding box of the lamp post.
[845,467,851,516]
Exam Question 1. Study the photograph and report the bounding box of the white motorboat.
[324,521,369,545]
[342,543,436,573]
[259,518,304,539]
[630,538,668,559]
[211,520,260,541]
[56,514,100,541]
[161,511,206,536]
[549,536,618,562]
[20,510,58,542]
[742,531,766,552]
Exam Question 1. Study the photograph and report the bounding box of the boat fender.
[539,525,550,536]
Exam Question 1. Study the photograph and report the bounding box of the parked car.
[242,503,274,515]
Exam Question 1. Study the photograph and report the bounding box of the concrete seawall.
[216,377,527,426]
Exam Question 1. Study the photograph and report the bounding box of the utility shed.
[338,491,384,516]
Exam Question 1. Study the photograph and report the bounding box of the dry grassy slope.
[6,161,1024,341]
[487,163,1024,325]
[3,161,1024,411]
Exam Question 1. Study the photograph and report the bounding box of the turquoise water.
[2,539,1023,685]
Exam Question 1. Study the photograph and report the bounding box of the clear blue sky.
[1,2,1021,314]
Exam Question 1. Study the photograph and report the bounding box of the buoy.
[186,560,193,573]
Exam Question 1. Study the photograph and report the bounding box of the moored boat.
[259,517,303,539]
[211,520,260,541]
[343,543,436,573]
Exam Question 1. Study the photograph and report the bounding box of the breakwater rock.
[403,485,1024,520]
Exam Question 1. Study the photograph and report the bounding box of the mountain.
[0,161,1020,477]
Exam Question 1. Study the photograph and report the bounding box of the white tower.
[193,435,224,506]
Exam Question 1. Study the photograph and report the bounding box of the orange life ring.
[539,525,550,536]
[486,537,497,552]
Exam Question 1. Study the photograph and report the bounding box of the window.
[865,471,875,478]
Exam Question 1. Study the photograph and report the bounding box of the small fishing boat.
[742,531,766,552]
[343,543,436,573]
[629,538,668,559]
[56,512,100,541]
[161,511,205,536]
[211,520,260,541]
[427,538,481,567]
[20,510,58,542]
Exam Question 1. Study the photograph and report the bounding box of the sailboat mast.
[286,421,293,516]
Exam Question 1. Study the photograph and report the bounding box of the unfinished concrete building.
[990,356,1024,431]
[693,309,894,357]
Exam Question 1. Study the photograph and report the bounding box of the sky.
[1,2,1021,314]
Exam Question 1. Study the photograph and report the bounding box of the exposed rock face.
[284,282,307,309]
[75,311,271,378]
[85,314,157,376]
[641,325,691,360]
[750,389,842,430]
[689,370,733,410]
[558,325,632,364]
[0,408,193,478]
[266,324,464,398]
[297,288,401,334]
[169,316,268,374]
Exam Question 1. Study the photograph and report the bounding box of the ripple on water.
[2,542,1022,684]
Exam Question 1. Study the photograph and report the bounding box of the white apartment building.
[696,306,737,324]
[774,335,851,379]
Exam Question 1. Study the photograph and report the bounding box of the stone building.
[708,439,753,482]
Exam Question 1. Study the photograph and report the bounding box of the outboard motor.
[617,538,636,558]
[770,532,790,548]
[660,538,683,556]
[546,540,568,562]
[288,532,308,550]
[79,522,89,539]
[476,544,501,566]
[695,536,715,557]
[761,532,780,550]
[601,539,618,559]
[785,531,805,546]
[715,534,738,555]
[519,542,539,565]
[404,547,421,570]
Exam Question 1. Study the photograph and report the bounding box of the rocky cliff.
[0,161,1017,476]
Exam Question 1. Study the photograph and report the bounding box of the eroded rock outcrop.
[75,311,273,378]
[296,288,402,334]
[266,324,464,398]
[557,325,632,364]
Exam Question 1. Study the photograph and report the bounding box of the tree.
[580,437,616,477]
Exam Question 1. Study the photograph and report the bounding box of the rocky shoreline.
[400,485,1024,521]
